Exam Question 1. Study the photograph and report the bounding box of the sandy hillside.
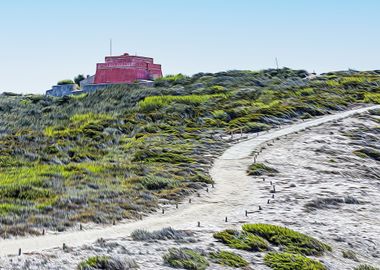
[0,106,379,269]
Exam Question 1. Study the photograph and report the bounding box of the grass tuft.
[163,248,209,270]
[342,249,359,262]
[353,148,380,161]
[77,255,138,270]
[131,227,193,241]
[247,163,278,176]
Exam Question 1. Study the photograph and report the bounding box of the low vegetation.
[209,250,249,268]
[353,265,379,270]
[342,249,359,262]
[242,224,331,256]
[247,163,278,176]
[57,79,75,85]
[213,229,269,251]
[305,196,360,210]
[264,252,326,270]
[131,227,193,242]
[353,148,380,161]
[0,68,379,235]
[163,248,209,270]
[77,255,138,270]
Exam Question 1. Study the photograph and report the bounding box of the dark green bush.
[57,79,75,85]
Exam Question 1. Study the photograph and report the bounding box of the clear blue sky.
[1,0,379,94]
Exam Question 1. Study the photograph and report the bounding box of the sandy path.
[0,105,379,257]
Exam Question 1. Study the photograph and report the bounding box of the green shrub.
[264,252,326,270]
[242,224,331,256]
[163,248,209,270]
[78,256,109,269]
[369,108,380,116]
[140,176,179,190]
[296,88,315,96]
[364,93,380,104]
[213,229,269,251]
[209,250,249,268]
[74,74,86,85]
[211,110,229,121]
[247,163,278,176]
[138,94,225,112]
[57,79,75,85]
[0,203,24,216]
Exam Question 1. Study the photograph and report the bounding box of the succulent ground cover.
[209,250,249,268]
[213,229,269,251]
[242,224,331,256]
[77,255,138,270]
[0,68,379,236]
[213,224,331,270]
[264,252,326,270]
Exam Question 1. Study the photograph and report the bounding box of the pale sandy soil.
[0,105,379,269]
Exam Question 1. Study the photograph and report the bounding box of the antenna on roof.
[110,39,113,56]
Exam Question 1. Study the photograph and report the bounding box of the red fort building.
[46,52,162,96]
[94,53,163,84]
